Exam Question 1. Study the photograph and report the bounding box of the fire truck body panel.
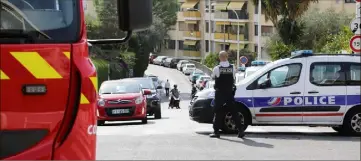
[0,0,97,159]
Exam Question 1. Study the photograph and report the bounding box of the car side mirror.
[117,0,153,31]
[157,86,163,89]
[259,79,271,89]
[143,89,152,95]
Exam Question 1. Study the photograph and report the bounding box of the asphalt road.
[96,64,360,160]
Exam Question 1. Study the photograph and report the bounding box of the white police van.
[189,50,361,135]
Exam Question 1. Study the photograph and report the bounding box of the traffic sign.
[239,56,248,65]
[349,35,361,53]
[350,17,361,34]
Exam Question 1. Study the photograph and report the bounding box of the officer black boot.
[209,131,220,138]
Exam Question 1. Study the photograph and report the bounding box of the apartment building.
[163,0,357,60]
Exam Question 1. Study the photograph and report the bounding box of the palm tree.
[252,0,318,44]
[252,0,318,28]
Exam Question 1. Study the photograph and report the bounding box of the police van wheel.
[342,109,361,136]
[221,108,249,134]
[97,120,105,126]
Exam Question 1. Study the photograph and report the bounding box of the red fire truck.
[0,0,152,159]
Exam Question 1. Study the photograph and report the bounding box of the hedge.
[91,58,109,90]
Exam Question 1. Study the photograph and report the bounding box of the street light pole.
[229,9,240,68]
[257,0,262,60]
[208,0,212,54]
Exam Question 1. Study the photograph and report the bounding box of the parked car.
[149,53,157,64]
[204,80,215,89]
[170,58,180,68]
[146,74,163,96]
[153,56,167,65]
[160,56,168,66]
[97,79,152,125]
[196,75,211,89]
[130,77,162,119]
[182,63,196,75]
[163,57,173,67]
[177,60,189,71]
[189,69,204,82]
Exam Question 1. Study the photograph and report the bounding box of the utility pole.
[257,0,262,60]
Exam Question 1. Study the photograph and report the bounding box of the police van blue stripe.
[235,95,361,108]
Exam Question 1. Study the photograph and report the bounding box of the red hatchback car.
[97,79,152,125]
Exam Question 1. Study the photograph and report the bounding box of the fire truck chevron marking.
[0,70,10,80]
[10,52,63,79]
[90,77,98,93]
[63,52,71,59]
[80,93,90,104]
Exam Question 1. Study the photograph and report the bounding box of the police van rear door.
[303,57,347,123]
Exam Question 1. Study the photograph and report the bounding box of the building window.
[206,22,209,33]
[261,26,273,36]
[168,40,176,49]
[255,25,274,36]
[179,22,187,31]
[178,41,184,50]
[206,40,209,52]
[345,0,356,3]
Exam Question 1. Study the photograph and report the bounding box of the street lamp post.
[257,0,262,60]
[229,9,240,69]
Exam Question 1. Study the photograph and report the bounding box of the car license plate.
[112,109,130,114]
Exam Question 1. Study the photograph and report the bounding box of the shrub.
[91,58,109,90]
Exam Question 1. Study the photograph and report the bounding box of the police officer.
[210,51,245,138]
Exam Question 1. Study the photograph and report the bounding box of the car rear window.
[187,64,195,68]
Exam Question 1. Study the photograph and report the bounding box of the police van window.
[269,64,302,87]
[348,64,361,85]
[310,63,346,86]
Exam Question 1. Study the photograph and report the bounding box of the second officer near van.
[210,51,245,138]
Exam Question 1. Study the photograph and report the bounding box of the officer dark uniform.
[210,51,245,138]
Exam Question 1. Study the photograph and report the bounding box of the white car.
[190,50,361,135]
[153,56,167,65]
[244,66,264,78]
[196,75,211,88]
[235,72,245,84]
[177,60,189,71]
[182,63,196,75]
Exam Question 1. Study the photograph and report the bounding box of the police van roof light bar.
[291,50,313,58]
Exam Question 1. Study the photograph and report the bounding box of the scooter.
[191,85,197,99]
[169,93,181,109]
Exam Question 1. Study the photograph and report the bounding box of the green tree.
[203,53,219,69]
[86,0,178,77]
[321,26,354,53]
[298,8,353,51]
[252,0,318,44]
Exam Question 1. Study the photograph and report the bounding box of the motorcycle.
[169,93,180,109]
[191,84,197,99]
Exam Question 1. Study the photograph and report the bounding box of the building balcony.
[213,12,229,19]
[214,33,245,41]
[182,50,201,57]
[183,11,201,20]
[177,12,185,21]
[183,31,201,39]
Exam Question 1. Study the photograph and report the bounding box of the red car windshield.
[99,82,141,94]
[0,0,79,43]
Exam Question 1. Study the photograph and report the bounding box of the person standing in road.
[210,51,245,138]
[165,79,170,96]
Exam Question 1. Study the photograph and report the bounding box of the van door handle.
[308,91,319,94]
[290,91,301,94]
